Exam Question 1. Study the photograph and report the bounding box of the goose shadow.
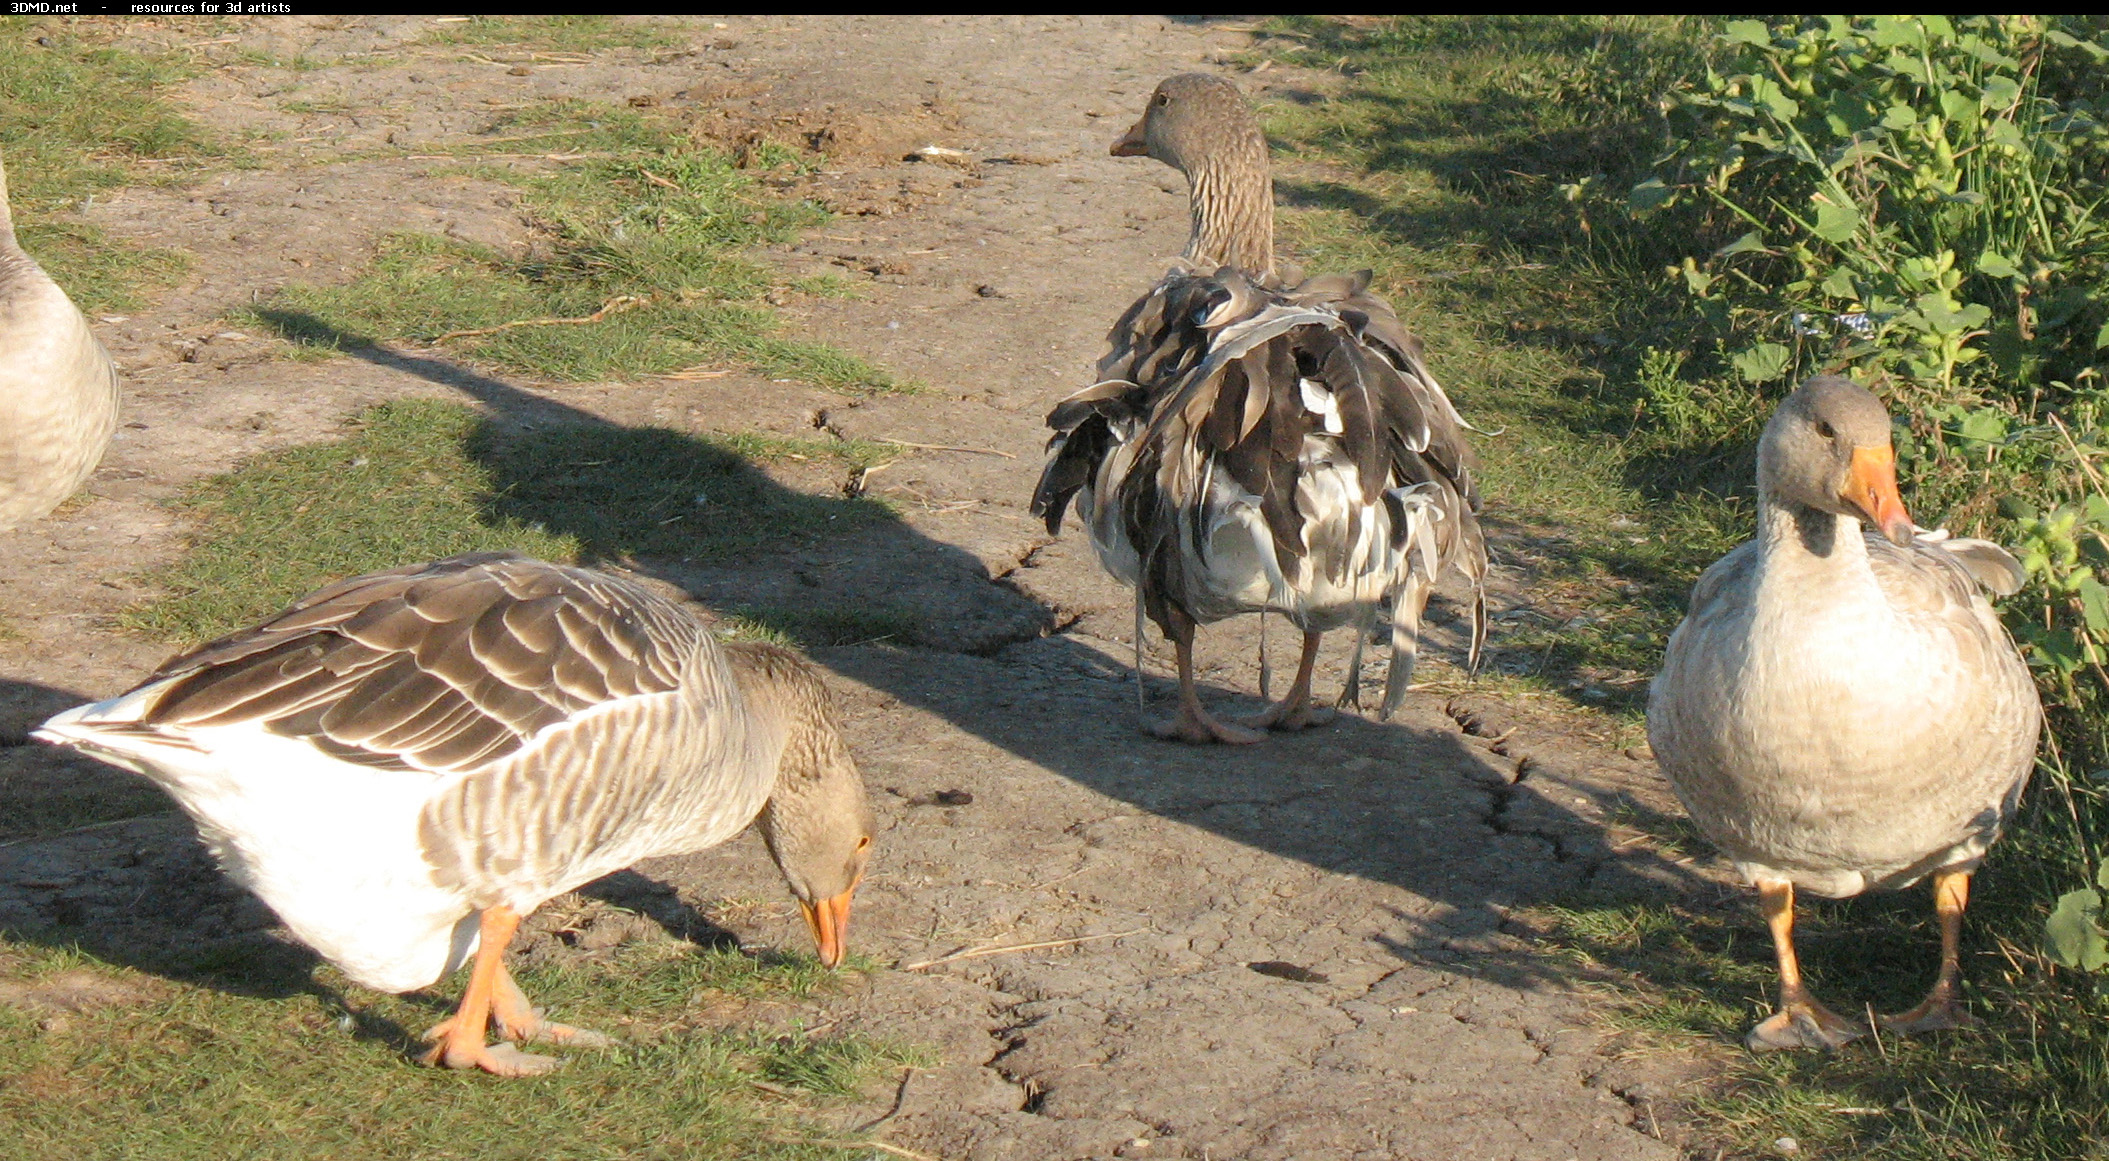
[0,315,1718,1008]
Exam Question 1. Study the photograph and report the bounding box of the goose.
[0,152,120,531]
[35,552,875,1076]
[1032,73,1486,744]
[1648,376,2040,1050]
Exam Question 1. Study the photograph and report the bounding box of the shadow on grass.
[2,312,1712,1017]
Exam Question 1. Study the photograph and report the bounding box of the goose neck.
[1758,496,1869,575]
[1185,158,1274,277]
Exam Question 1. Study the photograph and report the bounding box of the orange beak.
[1111,118,1148,157]
[798,888,855,969]
[1841,444,1913,545]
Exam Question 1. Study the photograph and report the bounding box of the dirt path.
[0,16,1717,1160]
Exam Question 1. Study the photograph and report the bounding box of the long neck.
[1185,156,1274,276]
[720,638,840,777]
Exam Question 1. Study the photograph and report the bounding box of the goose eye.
[1815,420,1836,440]
[1154,93,1170,107]
[855,835,872,852]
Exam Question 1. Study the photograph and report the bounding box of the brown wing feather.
[140,553,705,774]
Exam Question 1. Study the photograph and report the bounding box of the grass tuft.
[0,21,211,312]
[247,105,903,393]
[0,938,914,1160]
[121,399,578,645]
[124,399,897,646]
[419,15,685,54]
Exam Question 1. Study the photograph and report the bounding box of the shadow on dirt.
[1,324,1709,1003]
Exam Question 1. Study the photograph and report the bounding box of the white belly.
[39,706,475,992]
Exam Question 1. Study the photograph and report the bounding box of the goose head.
[1112,74,1262,171]
[757,712,874,968]
[735,643,876,969]
[1111,73,1275,275]
[1758,375,1913,546]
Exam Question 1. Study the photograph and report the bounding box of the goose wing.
[1035,267,1486,612]
[1031,270,1226,534]
[133,552,707,776]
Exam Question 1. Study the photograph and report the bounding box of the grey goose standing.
[1648,377,2040,1050]
[37,552,875,1076]
[1032,73,1486,744]
[0,152,120,531]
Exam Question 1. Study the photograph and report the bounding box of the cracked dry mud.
[0,16,1724,1161]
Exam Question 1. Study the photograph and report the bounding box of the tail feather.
[1382,576,1428,720]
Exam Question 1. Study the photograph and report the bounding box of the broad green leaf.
[2097,858,2109,892]
[2096,319,2109,350]
[1981,74,2022,108]
[1977,250,2021,279]
[1870,16,1926,49]
[1987,119,2025,150]
[2049,27,2109,60]
[1627,178,1673,214]
[1730,342,1791,384]
[1821,267,1857,298]
[2084,493,2109,528]
[1882,103,1918,130]
[2079,574,2109,635]
[1811,199,1861,243]
[1723,20,1772,47]
[1915,293,1990,332]
[2045,888,2109,970]
[1679,258,1714,296]
[1715,230,1767,258]
[1744,74,1798,122]
[1956,407,2008,445]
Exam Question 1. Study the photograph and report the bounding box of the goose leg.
[1146,606,1264,745]
[1241,630,1338,731]
[490,963,615,1050]
[1879,869,1977,1035]
[420,904,563,1076]
[1747,878,1866,1051]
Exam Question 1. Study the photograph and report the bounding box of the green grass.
[419,15,685,54]
[726,605,926,650]
[0,939,917,1160]
[1526,875,2109,1158]
[123,399,898,646]
[248,103,902,393]
[0,20,208,312]
[1258,15,1733,709]
[1256,15,2109,1159]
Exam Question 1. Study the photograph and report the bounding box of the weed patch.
[1261,16,2109,1157]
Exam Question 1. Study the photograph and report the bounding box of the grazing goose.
[0,152,120,531]
[1032,73,1485,744]
[36,552,875,1076]
[1648,377,2039,1050]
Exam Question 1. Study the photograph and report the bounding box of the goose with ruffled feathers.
[0,152,120,531]
[36,552,875,1076]
[1648,376,2040,1050]
[1032,73,1486,744]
